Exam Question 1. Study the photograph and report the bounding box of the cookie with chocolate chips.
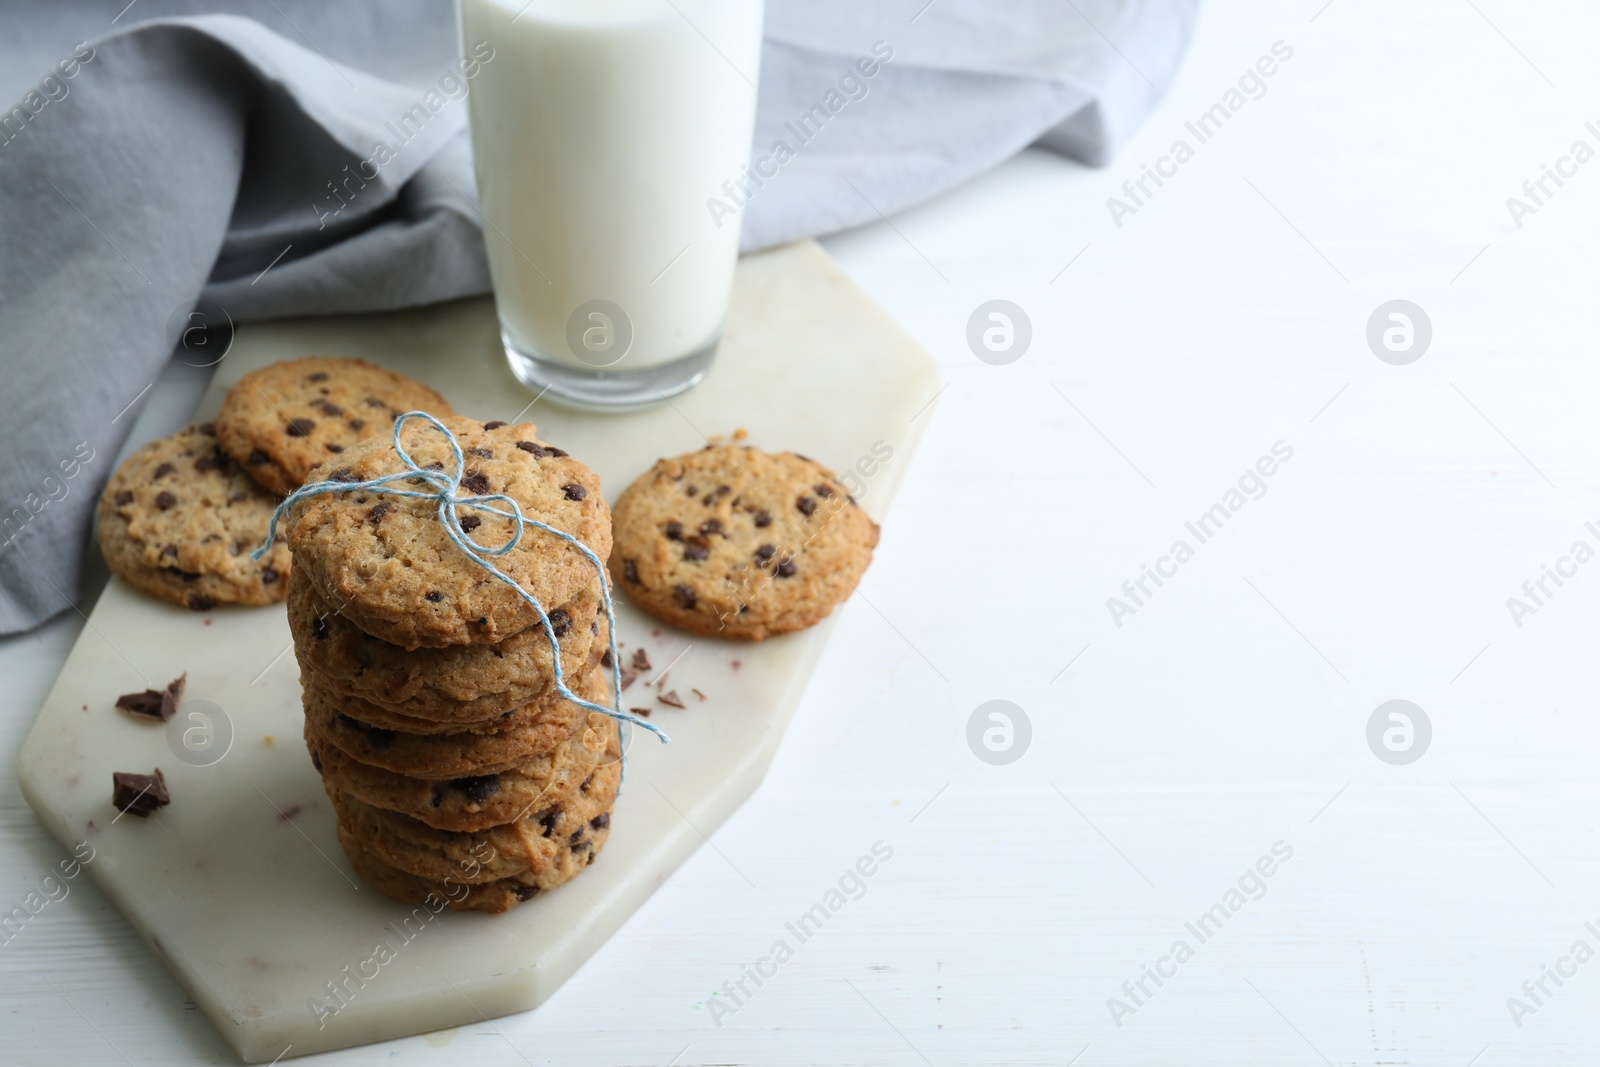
[609,442,878,639]
[96,423,292,610]
[215,357,454,496]
[284,415,610,648]
[327,750,620,884]
[309,709,618,832]
[301,662,610,780]
[288,565,607,723]
[337,808,613,913]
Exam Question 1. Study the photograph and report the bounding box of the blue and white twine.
[253,411,667,768]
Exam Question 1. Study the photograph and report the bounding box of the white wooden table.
[5,1,1599,1063]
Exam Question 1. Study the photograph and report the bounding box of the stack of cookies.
[280,414,623,913]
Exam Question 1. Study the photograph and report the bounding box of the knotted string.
[252,412,666,777]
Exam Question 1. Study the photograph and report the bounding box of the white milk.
[458,0,763,374]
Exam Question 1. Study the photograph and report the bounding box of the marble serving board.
[14,240,939,1062]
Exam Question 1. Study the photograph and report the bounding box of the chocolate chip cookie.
[337,814,611,913]
[609,443,878,639]
[284,415,611,649]
[309,711,617,832]
[96,423,292,610]
[288,565,607,722]
[302,664,610,778]
[215,357,454,497]
[328,754,620,883]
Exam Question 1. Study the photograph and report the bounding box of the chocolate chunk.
[285,418,315,437]
[562,483,586,501]
[365,726,396,749]
[187,593,216,611]
[312,615,330,639]
[247,450,270,466]
[261,566,280,585]
[327,467,360,483]
[700,519,723,536]
[538,809,560,836]
[449,776,500,803]
[601,649,613,668]
[513,884,539,901]
[114,689,163,722]
[346,418,366,432]
[658,690,686,709]
[683,541,709,562]
[623,559,639,584]
[312,399,344,417]
[194,452,223,473]
[816,484,834,497]
[114,491,134,506]
[545,446,568,457]
[154,491,177,510]
[568,828,587,845]
[368,501,392,523]
[548,608,572,636]
[325,444,345,453]
[591,621,599,635]
[776,558,797,578]
[674,584,697,609]
[515,441,547,457]
[425,591,445,603]
[684,484,698,496]
[753,510,772,527]
[310,749,323,773]
[153,462,176,479]
[580,773,594,792]
[307,372,329,382]
[459,515,482,533]
[363,396,387,408]
[663,521,684,541]
[797,496,817,516]
[590,813,610,831]
[631,648,652,671]
[160,544,178,559]
[466,446,493,458]
[714,485,731,498]
[111,769,169,818]
[755,544,776,561]
[484,420,506,430]
[461,471,490,495]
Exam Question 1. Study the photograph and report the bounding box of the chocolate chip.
[347,418,365,432]
[674,584,697,609]
[425,591,445,603]
[285,418,315,437]
[753,510,772,527]
[797,496,817,516]
[327,467,360,483]
[683,541,708,561]
[684,484,698,496]
[261,567,280,585]
[194,452,223,473]
[714,485,731,498]
[307,372,329,382]
[548,608,571,636]
[755,544,776,561]
[111,769,169,817]
[187,593,217,612]
[568,829,587,845]
[467,446,494,458]
[312,616,330,639]
[449,776,500,803]
[701,519,724,537]
[325,444,344,453]
[662,522,685,542]
[153,491,177,510]
[160,545,178,559]
[459,515,481,532]
[248,449,270,465]
[365,727,396,749]
[590,813,610,831]
[516,441,547,457]
[601,648,613,668]
[461,471,490,495]
[776,558,797,578]
[364,396,387,408]
[368,501,392,523]
[114,491,134,506]
[151,462,175,479]
[545,446,568,457]
[513,884,539,901]
[562,483,586,501]
[623,559,639,584]
[312,399,344,417]
[538,809,560,836]
[816,484,834,497]
[484,420,506,430]
[310,749,323,773]
[198,422,216,436]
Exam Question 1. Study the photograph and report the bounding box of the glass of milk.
[458,0,764,411]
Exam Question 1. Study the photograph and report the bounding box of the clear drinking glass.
[457,0,765,411]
